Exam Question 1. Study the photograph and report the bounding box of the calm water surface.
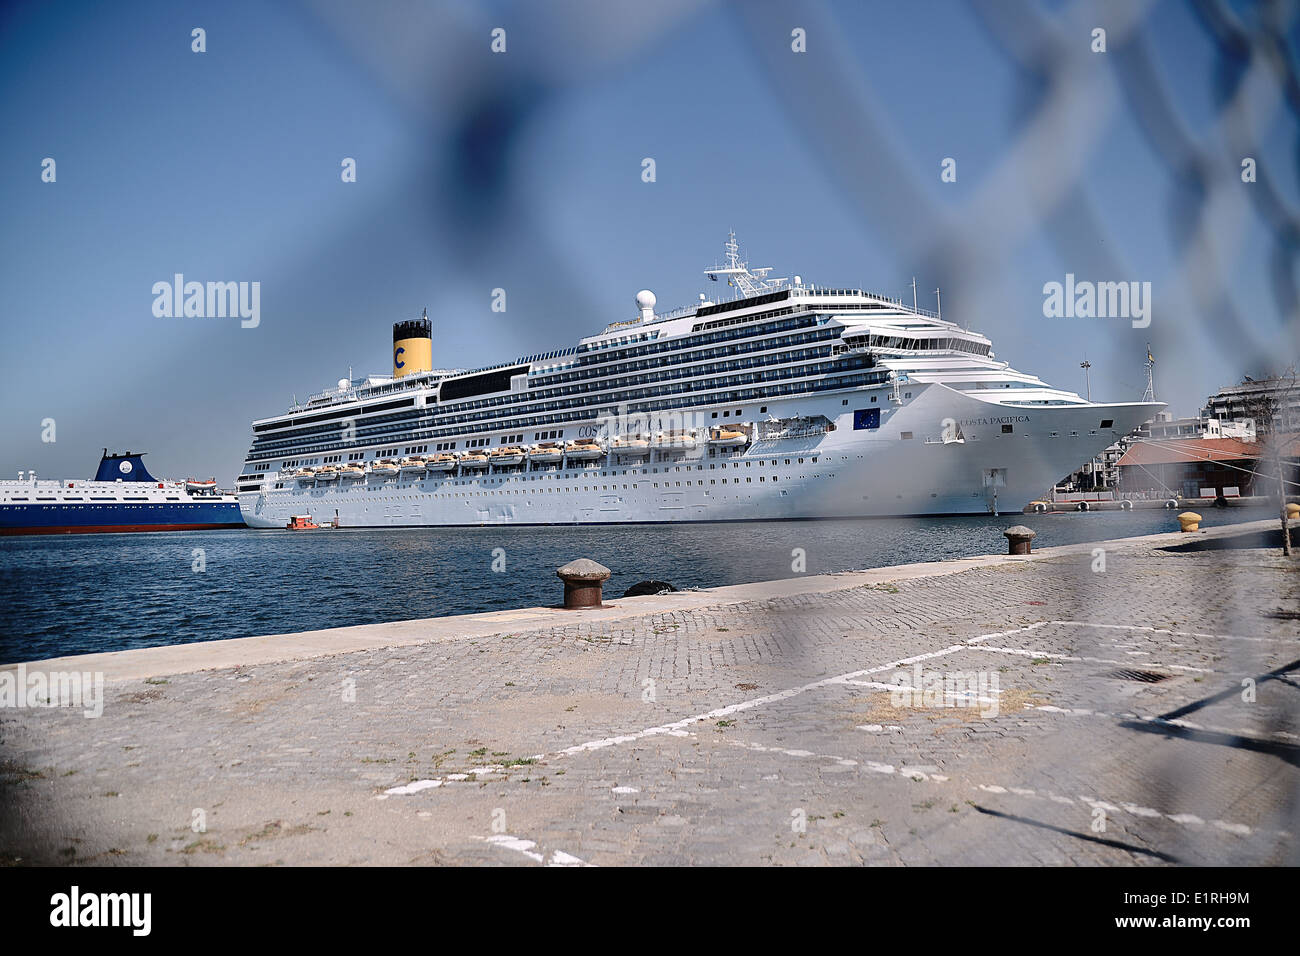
[0,507,1273,662]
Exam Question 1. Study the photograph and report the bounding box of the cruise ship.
[237,234,1162,528]
[1,451,242,535]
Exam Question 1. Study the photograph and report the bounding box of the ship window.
[1002,424,1013,434]
[900,432,913,440]
[1100,419,1114,428]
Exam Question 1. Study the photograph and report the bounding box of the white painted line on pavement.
[967,645,1215,674]
[553,645,970,758]
[1028,704,1300,743]
[1052,620,1293,644]
[481,834,593,867]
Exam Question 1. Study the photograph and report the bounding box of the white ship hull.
[238,386,1155,527]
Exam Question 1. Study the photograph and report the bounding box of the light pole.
[1080,358,1092,401]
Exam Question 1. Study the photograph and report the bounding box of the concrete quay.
[2,519,1297,866]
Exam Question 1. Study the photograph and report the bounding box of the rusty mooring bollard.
[557,558,611,609]
[1003,525,1036,555]
[1178,511,1202,532]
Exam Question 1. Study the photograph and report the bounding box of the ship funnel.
[95,450,157,483]
[393,308,433,379]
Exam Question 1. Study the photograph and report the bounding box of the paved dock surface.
[2,521,1298,865]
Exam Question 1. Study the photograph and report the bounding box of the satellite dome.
[338,378,350,392]
[635,289,656,311]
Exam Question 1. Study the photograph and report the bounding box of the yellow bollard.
[1286,502,1299,520]
[1178,511,1202,532]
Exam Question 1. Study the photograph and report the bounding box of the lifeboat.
[459,452,489,469]
[314,466,339,482]
[425,453,458,472]
[398,457,427,476]
[649,430,697,451]
[488,446,526,466]
[528,442,563,464]
[184,478,218,493]
[564,439,605,461]
[610,436,650,457]
[339,464,366,480]
[286,514,320,530]
[369,459,399,478]
[294,468,317,484]
[708,427,749,448]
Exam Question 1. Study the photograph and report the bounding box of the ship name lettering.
[959,415,1030,426]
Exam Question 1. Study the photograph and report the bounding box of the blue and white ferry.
[0,450,243,535]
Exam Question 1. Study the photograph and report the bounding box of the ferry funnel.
[393,309,433,379]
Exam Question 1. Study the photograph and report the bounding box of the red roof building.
[1116,435,1299,499]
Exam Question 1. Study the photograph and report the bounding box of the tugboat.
[0,450,244,535]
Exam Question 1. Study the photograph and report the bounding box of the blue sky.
[2,0,1297,481]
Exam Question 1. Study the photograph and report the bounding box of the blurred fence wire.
[296,0,1300,862]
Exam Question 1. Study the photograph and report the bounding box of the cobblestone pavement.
[2,537,1298,866]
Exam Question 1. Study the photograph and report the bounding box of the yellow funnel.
[393,311,432,379]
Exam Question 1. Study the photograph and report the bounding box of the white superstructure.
[237,234,1162,527]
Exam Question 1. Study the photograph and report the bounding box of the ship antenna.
[1142,344,1156,403]
[703,230,785,299]
[911,277,917,312]
[934,287,942,319]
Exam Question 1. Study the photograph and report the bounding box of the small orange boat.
[286,514,320,530]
